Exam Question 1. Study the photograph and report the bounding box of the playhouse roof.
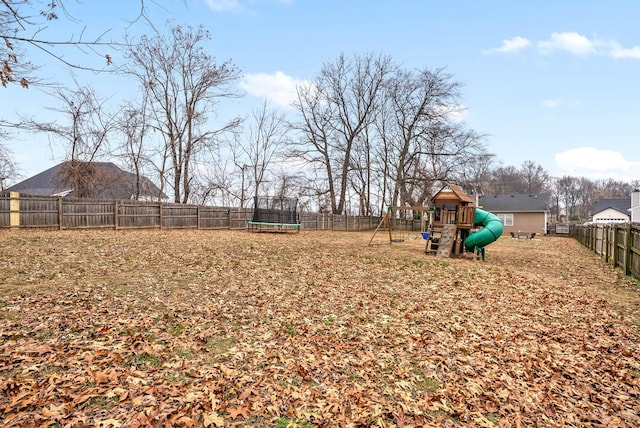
[431,183,474,204]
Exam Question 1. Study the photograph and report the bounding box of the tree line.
[1,2,637,221]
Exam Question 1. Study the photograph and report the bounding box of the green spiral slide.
[464,208,504,251]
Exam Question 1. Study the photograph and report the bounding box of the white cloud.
[541,98,579,109]
[204,0,293,12]
[204,0,244,12]
[542,99,562,109]
[538,32,596,56]
[609,42,640,59]
[488,32,638,58]
[239,71,310,108]
[555,147,640,181]
[484,36,531,54]
[434,104,468,123]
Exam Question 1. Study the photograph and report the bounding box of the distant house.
[591,198,630,224]
[478,193,550,236]
[6,161,167,201]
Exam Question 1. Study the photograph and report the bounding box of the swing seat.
[421,232,430,240]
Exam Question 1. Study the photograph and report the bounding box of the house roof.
[6,162,166,200]
[592,198,630,216]
[479,193,550,212]
[431,183,474,204]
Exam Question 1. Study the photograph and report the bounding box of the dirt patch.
[1,230,639,427]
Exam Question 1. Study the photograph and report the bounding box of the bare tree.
[378,66,483,208]
[482,161,550,195]
[234,100,290,207]
[418,123,486,198]
[272,167,304,199]
[192,155,237,206]
[555,175,581,220]
[116,85,157,200]
[349,128,376,215]
[486,164,523,194]
[520,160,550,194]
[592,178,635,199]
[458,152,495,196]
[292,52,393,214]
[20,83,115,197]
[125,24,241,203]
[0,143,20,190]
[1,1,169,88]
[575,177,596,221]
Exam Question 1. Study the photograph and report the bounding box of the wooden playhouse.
[425,183,477,257]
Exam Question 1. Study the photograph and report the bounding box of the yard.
[1,229,639,427]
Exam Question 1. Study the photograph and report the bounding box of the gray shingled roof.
[592,198,630,216]
[479,193,550,212]
[6,162,167,200]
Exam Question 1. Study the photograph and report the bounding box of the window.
[497,213,513,226]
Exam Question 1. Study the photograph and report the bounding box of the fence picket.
[575,222,640,282]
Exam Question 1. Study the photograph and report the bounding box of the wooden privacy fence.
[575,223,640,281]
[0,194,392,232]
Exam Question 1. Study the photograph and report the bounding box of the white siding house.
[591,198,630,223]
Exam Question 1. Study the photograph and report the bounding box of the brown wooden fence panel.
[198,207,230,229]
[0,197,9,227]
[0,194,388,233]
[117,202,161,229]
[298,212,333,230]
[604,226,614,263]
[20,196,60,228]
[63,198,115,229]
[615,226,627,270]
[229,208,252,230]
[161,204,198,229]
[630,225,640,278]
[576,223,640,282]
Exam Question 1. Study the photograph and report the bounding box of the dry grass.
[1,229,639,427]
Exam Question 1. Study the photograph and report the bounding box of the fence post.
[58,197,63,230]
[605,224,609,263]
[197,205,201,230]
[611,225,618,267]
[9,192,20,228]
[625,223,632,276]
[114,201,119,231]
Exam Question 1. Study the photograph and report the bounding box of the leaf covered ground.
[1,229,639,427]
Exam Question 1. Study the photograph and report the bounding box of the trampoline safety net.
[252,196,299,224]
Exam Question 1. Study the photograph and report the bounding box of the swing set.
[368,184,499,260]
[368,205,434,245]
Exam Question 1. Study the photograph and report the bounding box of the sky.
[3,0,640,184]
